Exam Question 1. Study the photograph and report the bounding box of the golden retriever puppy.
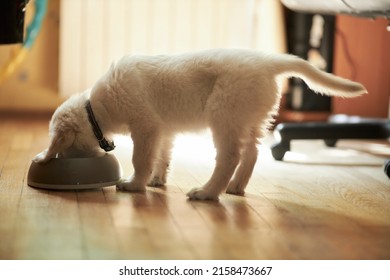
[34,49,366,200]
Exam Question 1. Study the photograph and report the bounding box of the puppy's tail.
[273,54,367,97]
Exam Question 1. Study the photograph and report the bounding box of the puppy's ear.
[33,129,75,163]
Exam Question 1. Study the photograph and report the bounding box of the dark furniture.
[272,116,390,160]
[277,0,390,179]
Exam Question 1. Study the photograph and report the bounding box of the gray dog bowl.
[27,153,122,190]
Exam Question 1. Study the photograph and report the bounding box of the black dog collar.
[85,100,115,152]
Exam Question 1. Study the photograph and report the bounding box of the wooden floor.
[0,114,389,260]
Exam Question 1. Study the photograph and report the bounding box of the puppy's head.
[33,91,104,163]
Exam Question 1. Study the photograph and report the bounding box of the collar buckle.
[98,138,116,152]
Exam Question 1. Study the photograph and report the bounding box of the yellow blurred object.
[0,47,29,85]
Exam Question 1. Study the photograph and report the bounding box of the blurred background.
[0,0,389,122]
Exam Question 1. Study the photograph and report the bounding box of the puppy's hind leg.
[187,128,241,200]
[226,127,260,195]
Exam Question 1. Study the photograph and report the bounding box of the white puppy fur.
[34,49,366,200]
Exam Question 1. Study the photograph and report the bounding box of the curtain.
[59,0,286,97]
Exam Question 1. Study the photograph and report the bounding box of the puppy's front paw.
[147,176,166,187]
[226,182,245,196]
[116,178,146,192]
[187,187,219,201]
